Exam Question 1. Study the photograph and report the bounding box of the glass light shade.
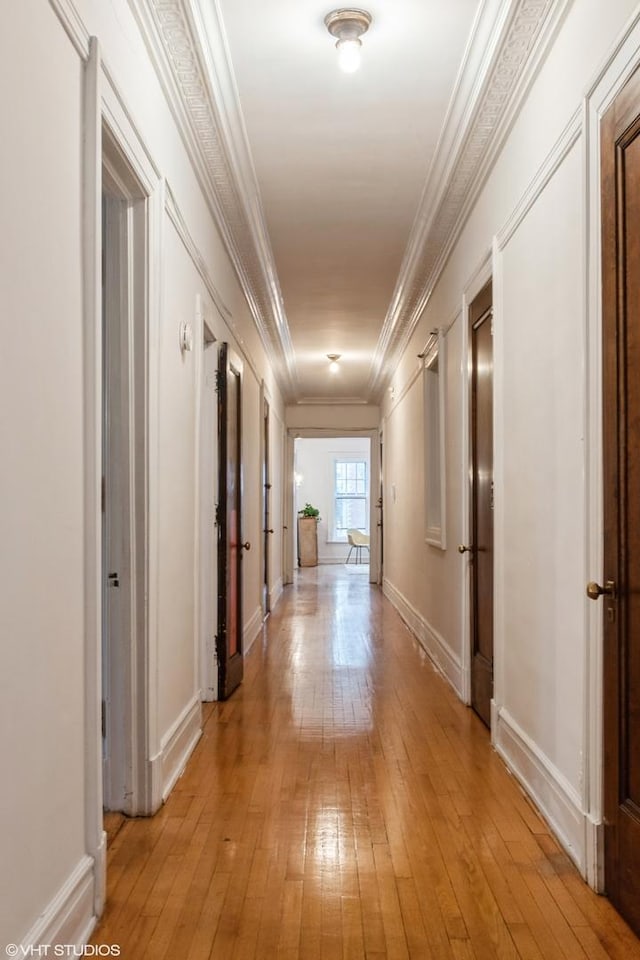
[337,38,362,73]
[329,359,340,373]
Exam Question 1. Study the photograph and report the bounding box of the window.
[333,459,369,541]
[423,331,446,549]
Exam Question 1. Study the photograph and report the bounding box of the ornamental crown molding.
[367,0,571,400]
[128,0,299,398]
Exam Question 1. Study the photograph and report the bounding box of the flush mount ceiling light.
[324,8,372,74]
[327,353,341,373]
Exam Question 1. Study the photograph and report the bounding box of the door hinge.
[215,369,222,392]
[215,503,221,526]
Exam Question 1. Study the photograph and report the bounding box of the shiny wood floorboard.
[92,566,640,959]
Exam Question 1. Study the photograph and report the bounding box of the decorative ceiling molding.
[128,0,299,397]
[367,0,571,400]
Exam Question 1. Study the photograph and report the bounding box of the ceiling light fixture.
[324,9,372,74]
[327,353,341,373]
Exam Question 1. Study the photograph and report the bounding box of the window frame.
[330,455,370,543]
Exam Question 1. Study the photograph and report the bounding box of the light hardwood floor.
[93,565,640,959]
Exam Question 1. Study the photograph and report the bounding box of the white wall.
[286,403,379,430]
[381,0,640,882]
[0,0,285,948]
[0,1,87,945]
[295,437,371,563]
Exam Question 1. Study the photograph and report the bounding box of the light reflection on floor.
[288,564,375,736]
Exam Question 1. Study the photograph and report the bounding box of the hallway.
[93,568,640,960]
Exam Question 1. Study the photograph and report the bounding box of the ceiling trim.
[295,397,371,406]
[367,0,572,400]
[128,0,299,397]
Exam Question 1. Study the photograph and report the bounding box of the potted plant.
[297,503,320,566]
[298,502,320,520]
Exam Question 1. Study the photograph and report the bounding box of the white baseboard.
[21,854,98,949]
[93,830,107,916]
[318,556,350,565]
[269,577,283,611]
[585,814,605,892]
[494,705,587,876]
[383,577,463,696]
[158,696,202,802]
[244,605,263,653]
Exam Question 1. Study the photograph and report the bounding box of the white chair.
[345,529,370,564]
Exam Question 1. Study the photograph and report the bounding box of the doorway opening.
[101,124,149,814]
[199,320,218,701]
[262,396,272,618]
[293,436,372,572]
[466,280,494,728]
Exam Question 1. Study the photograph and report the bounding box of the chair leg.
[346,545,354,564]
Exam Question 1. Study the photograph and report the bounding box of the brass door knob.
[241,541,251,551]
[586,580,616,600]
[458,544,472,554]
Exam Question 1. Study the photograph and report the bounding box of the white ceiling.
[217,0,482,402]
[135,0,558,403]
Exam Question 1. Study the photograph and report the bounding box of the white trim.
[383,577,463,697]
[243,604,263,654]
[368,0,572,399]
[494,706,587,876]
[319,555,351,565]
[47,0,90,59]
[93,831,107,922]
[490,238,505,724]
[289,428,380,585]
[423,331,447,550]
[82,35,104,917]
[284,432,296,585]
[158,696,202,802]
[496,108,583,250]
[295,396,370,406]
[269,576,284,611]
[100,68,164,818]
[145,181,164,813]
[21,855,98,950]
[330,453,370,543]
[127,0,298,397]
[198,331,219,703]
[459,253,493,707]
[164,186,232,327]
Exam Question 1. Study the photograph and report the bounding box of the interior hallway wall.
[380,0,640,883]
[0,0,285,949]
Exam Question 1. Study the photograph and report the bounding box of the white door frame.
[259,382,273,616]
[84,47,164,878]
[198,319,218,701]
[285,428,380,584]
[459,253,493,711]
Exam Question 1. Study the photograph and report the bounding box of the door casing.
[101,124,151,815]
[284,427,380,585]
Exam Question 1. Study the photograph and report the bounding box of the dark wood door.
[601,68,640,936]
[262,397,271,617]
[470,282,494,727]
[217,343,244,699]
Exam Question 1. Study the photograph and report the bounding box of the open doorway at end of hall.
[293,435,374,573]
